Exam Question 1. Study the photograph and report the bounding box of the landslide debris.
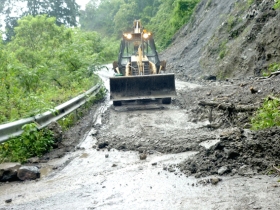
[95,73,280,179]
[179,127,280,178]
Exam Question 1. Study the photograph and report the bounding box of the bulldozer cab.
[116,21,161,76]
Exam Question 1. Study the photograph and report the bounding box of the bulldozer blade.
[110,73,176,101]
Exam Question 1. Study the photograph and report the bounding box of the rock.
[194,173,201,178]
[231,169,237,174]
[137,147,147,153]
[148,150,154,155]
[238,165,254,176]
[224,149,239,159]
[151,162,157,166]
[218,166,229,175]
[117,142,126,150]
[98,141,109,149]
[168,167,176,172]
[0,162,21,182]
[5,199,12,203]
[203,75,216,81]
[112,164,117,167]
[27,157,40,163]
[91,129,98,136]
[139,153,147,160]
[210,177,221,185]
[47,121,63,143]
[17,166,40,181]
[105,154,109,158]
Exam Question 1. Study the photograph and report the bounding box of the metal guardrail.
[0,84,102,143]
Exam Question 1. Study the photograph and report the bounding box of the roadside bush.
[0,123,54,163]
[251,97,280,130]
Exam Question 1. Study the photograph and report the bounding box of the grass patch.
[251,97,280,130]
[218,40,228,59]
[262,63,280,76]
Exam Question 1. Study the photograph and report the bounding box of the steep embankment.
[161,0,280,80]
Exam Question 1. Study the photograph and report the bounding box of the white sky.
[76,0,91,10]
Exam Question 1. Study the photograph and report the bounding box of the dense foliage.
[0,123,54,163]
[80,0,201,49]
[0,15,110,124]
[251,97,280,130]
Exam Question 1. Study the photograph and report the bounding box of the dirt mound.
[179,127,280,178]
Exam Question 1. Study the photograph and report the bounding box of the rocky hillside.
[161,0,280,80]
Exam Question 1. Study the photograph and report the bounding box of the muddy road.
[0,68,280,209]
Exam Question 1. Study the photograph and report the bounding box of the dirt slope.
[161,0,280,80]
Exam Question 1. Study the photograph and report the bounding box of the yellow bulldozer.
[110,20,176,106]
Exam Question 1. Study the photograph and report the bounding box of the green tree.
[24,0,80,26]
[113,2,138,35]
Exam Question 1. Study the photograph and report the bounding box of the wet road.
[1,133,279,209]
[0,68,279,210]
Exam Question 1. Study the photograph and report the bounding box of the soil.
[160,0,280,80]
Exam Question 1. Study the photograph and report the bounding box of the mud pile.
[179,127,280,178]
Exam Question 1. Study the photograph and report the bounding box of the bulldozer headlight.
[123,33,132,39]
[143,33,149,39]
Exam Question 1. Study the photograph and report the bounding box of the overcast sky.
[76,0,90,10]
